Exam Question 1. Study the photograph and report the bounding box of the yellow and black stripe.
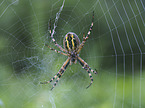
[64,32,80,52]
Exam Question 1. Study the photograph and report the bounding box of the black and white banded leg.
[77,56,97,89]
[40,58,70,90]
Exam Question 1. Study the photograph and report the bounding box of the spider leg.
[50,73,62,90]
[40,68,62,84]
[40,58,70,90]
[77,56,98,74]
[40,74,58,84]
[51,58,70,90]
[48,19,67,53]
[45,44,68,56]
[83,67,93,89]
[77,11,94,54]
[77,56,97,89]
[83,32,85,40]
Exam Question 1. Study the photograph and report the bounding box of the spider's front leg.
[77,11,94,54]
[48,19,67,53]
[77,56,98,89]
[40,58,70,90]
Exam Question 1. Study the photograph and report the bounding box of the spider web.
[0,0,145,108]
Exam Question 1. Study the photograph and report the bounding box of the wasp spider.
[40,11,98,90]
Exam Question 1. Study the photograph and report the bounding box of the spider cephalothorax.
[40,11,98,90]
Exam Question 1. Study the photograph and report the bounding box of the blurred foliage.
[0,0,145,108]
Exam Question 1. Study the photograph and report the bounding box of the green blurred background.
[0,0,145,108]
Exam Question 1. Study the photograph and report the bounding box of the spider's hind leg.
[77,57,98,75]
[40,58,70,90]
[50,58,70,90]
[82,67,93,89]
[77,56,98,89]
